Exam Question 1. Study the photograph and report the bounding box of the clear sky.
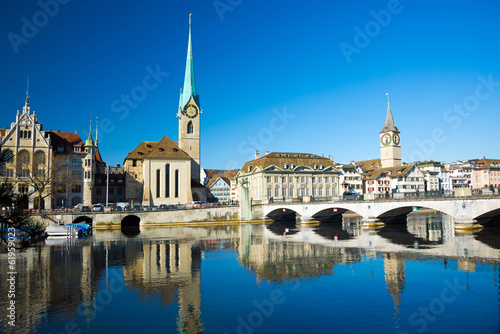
[1,0,499,170]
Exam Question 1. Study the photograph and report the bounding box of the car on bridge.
[343,192,364,200]
[92,204,104,212]
[82,206,91,212]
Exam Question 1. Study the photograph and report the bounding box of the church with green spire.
[123,15,206,206]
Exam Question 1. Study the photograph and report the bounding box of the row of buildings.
[1,19,499,209]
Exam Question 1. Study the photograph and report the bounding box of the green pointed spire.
[181,14,198,109]
[85,121,95,147]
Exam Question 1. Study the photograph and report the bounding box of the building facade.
[236,151,341,202]
[471,158,500,190]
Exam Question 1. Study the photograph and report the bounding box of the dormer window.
[289,163,294,169]
[282,163,287,169]
[248,165,253,172]
[159,148,164,152]
[319,163,323,170]
[57,146,63,152]
[173,148,178,152]
[137,152,143,156]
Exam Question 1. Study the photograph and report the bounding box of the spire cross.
[386,92,390,104]
[189,13,192,25]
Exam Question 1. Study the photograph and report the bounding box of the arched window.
[165,164,170,198]
[4,150,14,164]
[28,131,31,139]
[18,151,30,165]
[156,169,161,198]
[187,121,193,134]
[35,151,46,165]
[175,170,179,198]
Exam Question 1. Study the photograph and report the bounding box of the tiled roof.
[355,159,381,172]
[240,152,337,174]
[204,169,239,188]
[49,131,84,153]
[125,136,191,161]
[475,158,500,169]
[365,164,415,180]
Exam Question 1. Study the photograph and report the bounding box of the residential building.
[204,169,238,203]
[236,151,341,202]
[337,164,364,194]
[471,158,500,190]
[446,160,473,189]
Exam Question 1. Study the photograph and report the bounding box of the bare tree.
[18,152,79,210]
[0,150,45,248]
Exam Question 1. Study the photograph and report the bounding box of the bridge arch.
[121,215,140,227]
[376,204,455,221]
[121,215,140,236]
[265,208,299,221]
[474,208,500,221]
[72,216,93,225]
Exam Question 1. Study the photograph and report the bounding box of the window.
[187,121,194,134]
[19,184,29,193]
[156,169,161,198]
[326,188,330,196]
[267,176,271,183]
[289,187,293,197]
[19,151,30,165]
[282,188,286,197]
[318,177,322,182]
[3,150,14,164]
[57,146,64,152]
[72,159,82,167]
[275,187,279,197]
[132,160,137,167]
[282,177,286,183]
[72,185,82,193]
[165,164,170,197]
[175,170,179,197]
[312,188,316,196]
[267,188,272,198]
[274,176,278,183]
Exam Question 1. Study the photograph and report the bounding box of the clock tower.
[380,96,401,168]
[178,14,201,182]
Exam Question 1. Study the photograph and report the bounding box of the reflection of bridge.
[253,197,500,228]
[260,219,500,261]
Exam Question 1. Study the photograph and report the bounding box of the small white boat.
[46,225,79,237]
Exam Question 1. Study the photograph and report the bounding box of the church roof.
[180,18,199,109]
[125,136,191,161]
[380,102,399,133]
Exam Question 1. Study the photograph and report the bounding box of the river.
[1,212,499,333]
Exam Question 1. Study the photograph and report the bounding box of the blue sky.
[1,0,499,169]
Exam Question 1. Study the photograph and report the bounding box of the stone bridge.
[34,206,240,227]
[251,197,500,229]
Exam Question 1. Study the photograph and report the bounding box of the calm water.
[1,213,500,334]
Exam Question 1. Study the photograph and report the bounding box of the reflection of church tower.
[380,95,401,168]
[177,14,201,183]
[383,253,406,309]
[83,121,96,206]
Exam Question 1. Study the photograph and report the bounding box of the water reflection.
[1,213,499,333]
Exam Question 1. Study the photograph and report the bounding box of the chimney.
[265,151,269,156]
[255,150,259,160]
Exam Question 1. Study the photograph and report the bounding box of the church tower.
[380,95,401,168]
[178,14,201,183]
[83,121,96,206]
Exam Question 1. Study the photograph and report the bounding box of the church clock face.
[393,133,400,145]
[381,133,391,146]
[184,104,198,119]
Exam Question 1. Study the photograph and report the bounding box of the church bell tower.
[380,95,401,168]
[178,14,201,182]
